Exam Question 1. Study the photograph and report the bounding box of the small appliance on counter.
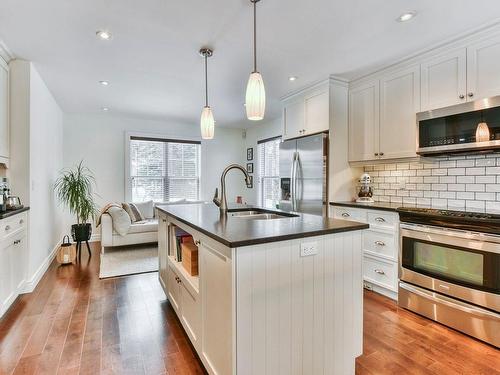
[356,173,374,203]
[6,195,23,210]
[0,177,8,212]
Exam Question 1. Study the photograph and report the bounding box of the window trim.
[257,135,282,208]
[125,132,202,202]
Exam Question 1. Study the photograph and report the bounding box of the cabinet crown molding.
[0,40,14,64]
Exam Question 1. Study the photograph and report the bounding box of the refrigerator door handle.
[291,152,297,211]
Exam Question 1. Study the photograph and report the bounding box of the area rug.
[99,244,158,279]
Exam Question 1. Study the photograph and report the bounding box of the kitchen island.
[156,203,369,375]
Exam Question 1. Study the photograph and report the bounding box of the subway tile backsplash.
[364,154,500,211]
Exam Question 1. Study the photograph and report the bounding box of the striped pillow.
[122,203,145,223]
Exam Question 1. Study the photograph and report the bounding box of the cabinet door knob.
[194,240,201,246]
[14,239,21,245]
[468,92,474,98]
[374,217,386,223]
[374,269,385,275]
[459,94,465,99]
[19,219,24,224]
[341,212,350,218]
[374,240,386,246]
[5,225,10,231]
[374,153,379,156]
[379,152,384,156]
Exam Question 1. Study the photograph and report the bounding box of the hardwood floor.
[0,242,498,375]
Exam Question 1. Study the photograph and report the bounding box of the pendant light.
[476,111,490,143]
[200,48,215,139]
[245,0,266,121]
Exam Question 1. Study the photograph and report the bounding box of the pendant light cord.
[204,53,209,107]
[253,0,257,73]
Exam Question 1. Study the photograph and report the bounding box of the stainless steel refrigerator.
[279,133,328,216]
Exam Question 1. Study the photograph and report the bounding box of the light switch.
[300,241,318,257]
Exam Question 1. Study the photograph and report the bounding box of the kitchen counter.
[0,206,30,220]
[157,202,368,248]
[157,202,365,374]
[330,201,419,212]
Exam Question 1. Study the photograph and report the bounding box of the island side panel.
[235,231,364,375]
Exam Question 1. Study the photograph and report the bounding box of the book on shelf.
[174,228,193,262]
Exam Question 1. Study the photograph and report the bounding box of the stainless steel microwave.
[417,95,500,156]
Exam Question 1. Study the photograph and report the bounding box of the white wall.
[243,118,282,205]
[62,114,248,231]
[28,64,64,278]
[9,60,64,287]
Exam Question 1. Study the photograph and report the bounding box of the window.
[129,136,201,202]
[258,136,281,208]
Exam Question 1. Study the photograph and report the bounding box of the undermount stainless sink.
[229,209,298,220]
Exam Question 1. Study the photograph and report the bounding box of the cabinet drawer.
[332,207,366,222]
[367,211,398,230]
[1,213,27,240]
[363,255,398,292]
[363,230,397,261]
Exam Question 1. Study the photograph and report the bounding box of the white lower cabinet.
[0,213,28,318]
[332,205,399,300]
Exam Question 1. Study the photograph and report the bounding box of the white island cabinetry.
[157,206,366,375]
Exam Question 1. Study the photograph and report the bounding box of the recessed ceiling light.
[99,80,109,86]
[397,11,417,22]
[289,76,298,82]
[101,107,109,111]
[96,30,112,40]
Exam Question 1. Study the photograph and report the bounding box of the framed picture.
[246,163,254,173]
[247,147,253,161]
[247,175,253,189]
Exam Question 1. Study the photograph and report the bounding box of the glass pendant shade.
[200,106,215,139]
[476,122,490,142]
[245,71,266,121]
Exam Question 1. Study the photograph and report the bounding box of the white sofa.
[100,213,158,253]
[100,200,204,253]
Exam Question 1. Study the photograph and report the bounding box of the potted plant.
[55,161,98,243]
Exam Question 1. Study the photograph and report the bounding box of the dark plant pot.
[71,223,92,242]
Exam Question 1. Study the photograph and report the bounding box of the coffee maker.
[356,173,374,203]
[0,177,8,212]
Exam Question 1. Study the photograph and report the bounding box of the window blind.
[258,137,281,208]
[129,137,200,202]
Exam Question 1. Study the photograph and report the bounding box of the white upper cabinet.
[304,90,329,135]
[348,80,380,162]
[282,85,329,140]
[0,58,9,160]
[282,99,304,140]
[421,49,467,111]
[467,34,500,101]
[379,65,420,160]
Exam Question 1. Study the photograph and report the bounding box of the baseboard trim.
[22,240,61,293]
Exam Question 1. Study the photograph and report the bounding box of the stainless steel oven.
[398,219,500,347]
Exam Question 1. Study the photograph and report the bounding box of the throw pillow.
[133,200,154,219]
[107,206,131,236]
[122,203,145,223]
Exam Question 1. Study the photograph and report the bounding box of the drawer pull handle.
[5,225,10,231]
[19,219,24,224]
[14,240,21,245]
[374,241,386,246]
[374,269,385,275]
[341,213,350,218]
[194,240,201,246]
[374,217,386,223]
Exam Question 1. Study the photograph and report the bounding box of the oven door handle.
[400,282,499,319]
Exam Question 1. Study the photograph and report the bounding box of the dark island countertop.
[157,203,369,248]
[0,206,30,219]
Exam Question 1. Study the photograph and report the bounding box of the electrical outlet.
[300,241,318,257]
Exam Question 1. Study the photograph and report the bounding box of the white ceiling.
[1,1,500,128]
